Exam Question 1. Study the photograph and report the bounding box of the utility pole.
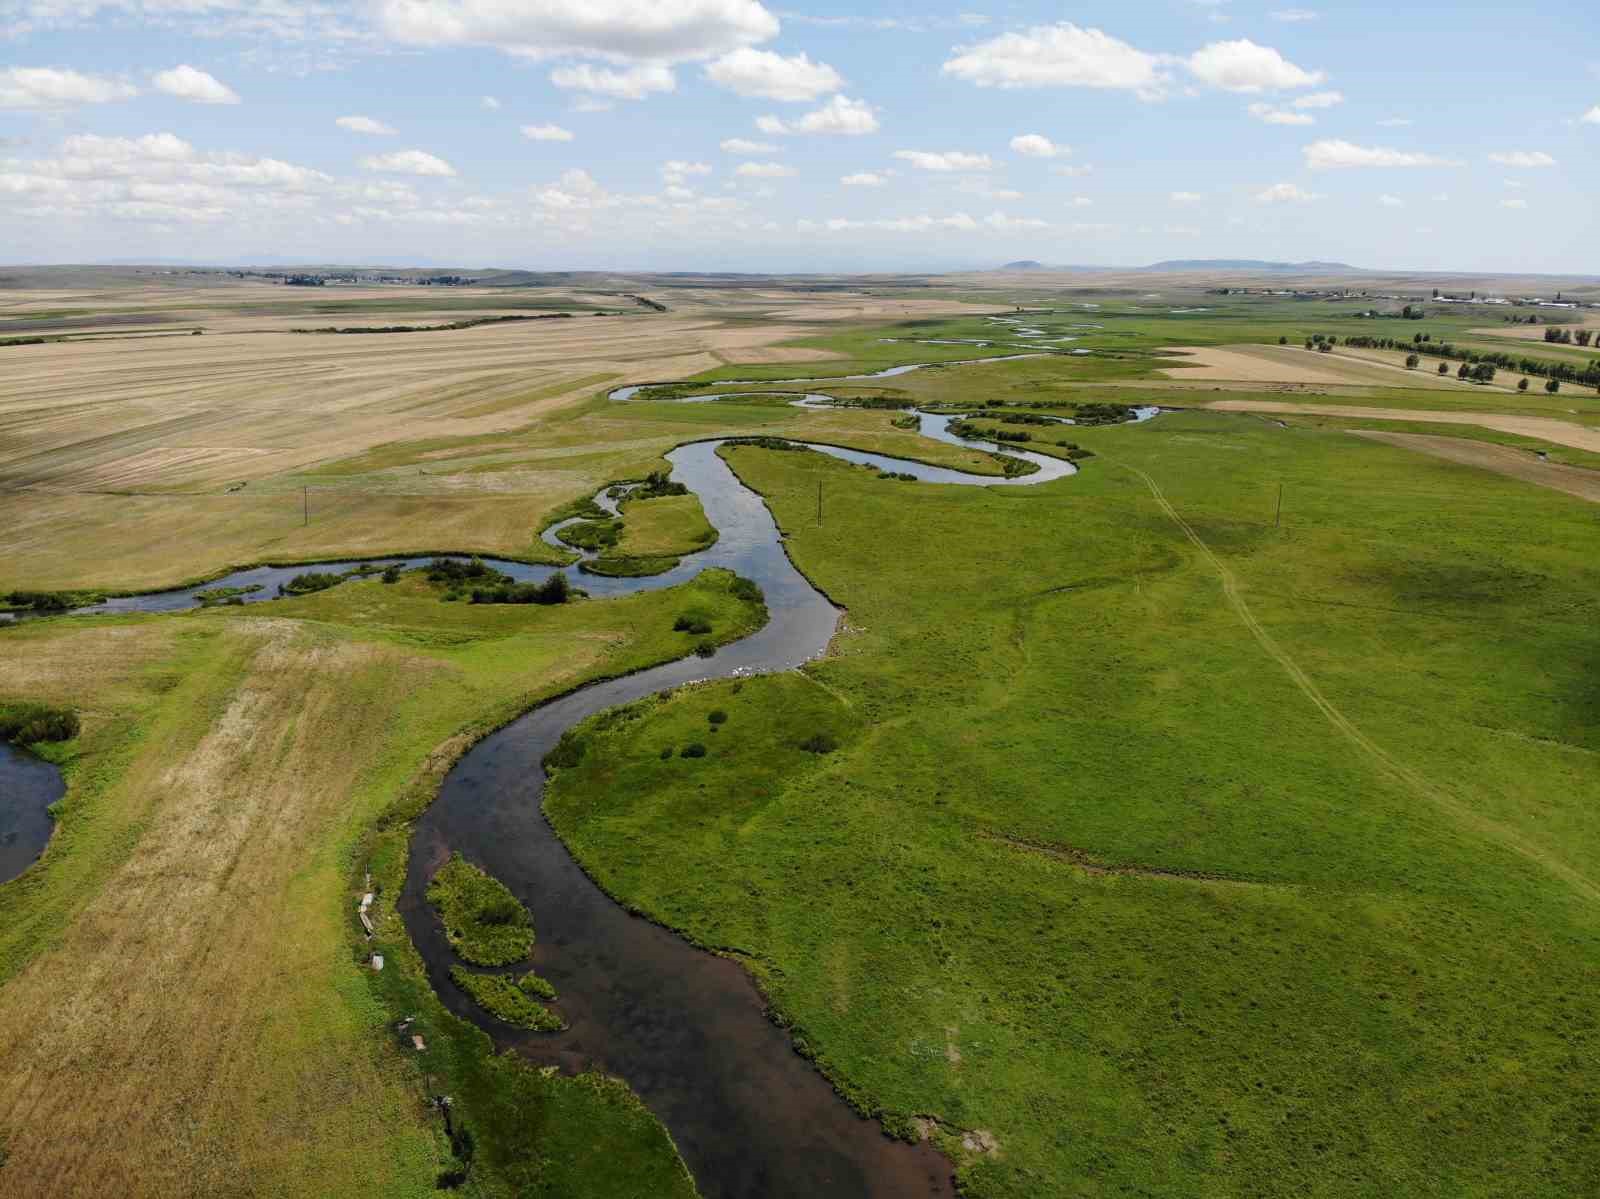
[303,486,309,527]
[1274,483,1283,529]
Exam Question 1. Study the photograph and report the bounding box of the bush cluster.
[426,853,535,966]
[470,573,572,605]
[0,702,80,745]
[449,966,565,1031]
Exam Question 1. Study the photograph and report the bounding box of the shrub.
[449,966,564,1031]
[659,746,673,760]
[799,732,839,755]
[426,854,534,966]
[729,576,765,605]
[381,565,402,584]
[0,703,80,745]
[518,970,558,1001]
[1546,379,1561,394]
[674,613,713,635]
[426,558,508,585]
[693,642,716,658]
[708,709,728,725]
[1518,378,1530,392]
[281,571,342,596]
[680,743,707,758]
[544,730,586,770]
[470,573,572,605]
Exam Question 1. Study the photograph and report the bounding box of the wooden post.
[1275,483,1283,528]
[303,486,309,527]
[817,481,822,526]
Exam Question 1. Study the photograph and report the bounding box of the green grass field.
[545,412,1600,1197]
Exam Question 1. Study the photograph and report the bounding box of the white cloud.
[801,211,1044,235]
[0,67,138,110]
[942,23,1167,95]
[1065,196,1093,207]
[1170,190,1203,205]
[1010,133,1066,158]
[1579,105,1600,124]
[1488,150,1556,168]
[1248,103,1314,125]
[549,63,676,100]
[892,149,993,172]
[1163,224,1200,235]
[1293,90,1342,109]
[1255,181,1321,203]
[1270,8,1318,20]
[704,48,842,100]
[735,160,795,177]
[840,171,887,186]
[1303,139,1460,169]
[1378,193,1403,207]
[521,124,574,142]
[758,94,879,135]
[661,159,712,185]
[375,0,780,63]
[152,65,239,105]
[481,95,501,109]
[721,137,778,154]
[1501,197,1528,209]
[1053,163,1094,177]
[1377,117,1412,127]
[337,115,397,136]
[360,149,457,177]
[1188,40,1324,92]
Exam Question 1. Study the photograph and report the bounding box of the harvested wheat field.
[1205,399,1600,452]
[1354,430,1600,502]
[1160,343,1505,390]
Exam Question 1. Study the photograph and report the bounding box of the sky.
[1,1,1597,274]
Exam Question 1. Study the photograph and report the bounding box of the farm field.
[3,278,1600,1198]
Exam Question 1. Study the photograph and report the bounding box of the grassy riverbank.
[545,413,1600,1197]
[0,569,763,1197]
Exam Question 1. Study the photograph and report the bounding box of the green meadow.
[546,410,1600,1197]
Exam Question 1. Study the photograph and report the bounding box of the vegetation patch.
[468,572,574,605]
[0,702,80,746]
[448,966,565,1032]
[426,853,535,967]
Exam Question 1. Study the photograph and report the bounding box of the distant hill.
[1000,260,1044,271]
[1142,259,1361,274]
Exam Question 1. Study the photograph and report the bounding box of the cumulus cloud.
[1010,133,1066,158]
[1293,90,1342,109]
[704,48,842,100]
[337,115,396,135]
[942,23,1166,95]
[661,159,712,184]
[1170,190,1203,204]
[1376,117,1412,127]
[757,94,879,135]
[481,95,501,109]
[1255,181,1321,203]
[1303,139,1460,169]
[1581,106,1600,124]
[360,149,457,176]
[549,63,676,100]
[735,161,795,178]
[720,137,778,154]
[521,124,574,141]
[892,149,993,172]
[1269,8,1318,20]
[0,67,138,109]
[152,65,239,105]
[1248,103,1314,125]
[1488,150,1556,168]
[800,210,1044,234]
[1188,39,1323,92]
[1501,197,1528,209]
[375,0,779,63]
[1064,196,1092,207]
[1053,163,1094,177]
[1378,194,1403,207]
[840,171,887,186]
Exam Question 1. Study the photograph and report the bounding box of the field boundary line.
[1117,459,1600,905]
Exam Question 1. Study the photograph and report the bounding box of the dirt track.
[1205,399,1600,453]
[1353,431,1600,503]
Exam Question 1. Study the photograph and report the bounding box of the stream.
[2,378,1159,1197]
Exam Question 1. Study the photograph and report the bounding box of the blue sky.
[1,1,1596,273]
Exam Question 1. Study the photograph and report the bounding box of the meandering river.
[3,389,1158,1197]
